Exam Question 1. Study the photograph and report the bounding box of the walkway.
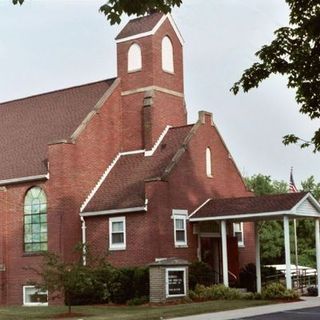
[170,297,320,320]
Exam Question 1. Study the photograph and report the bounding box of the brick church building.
[0,13,257,305]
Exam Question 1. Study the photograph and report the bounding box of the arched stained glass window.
[24,187,48,252]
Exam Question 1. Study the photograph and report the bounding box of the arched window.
[161,36,174,73]
[206,147,212,177]
[24,187,48,252]
[128,43,142,72]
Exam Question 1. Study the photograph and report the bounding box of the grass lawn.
[0,300,274,320]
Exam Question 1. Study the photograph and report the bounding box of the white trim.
[172,209,188,247]
[165,267,187,298]
[190,210,292,222]
[80,149,144,212]
[188,198,212,219]
[121,85,184,98]
[116,14,184,45]
[292,193,320,213]
[0,173,49,186]
[23,286,48,306]
[80,124,172,213]
[81,205,147,217]
[109,216,126,251]
[145,125,171,156]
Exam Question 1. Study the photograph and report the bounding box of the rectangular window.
[23,286,48,306]
[233,222,244,247]
[172,210,188,247]
[109,216,126,250]
[166,267,187,298]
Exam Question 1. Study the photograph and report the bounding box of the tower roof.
[115,12,164,40]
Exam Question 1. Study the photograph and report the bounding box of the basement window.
[23,286,48,306]
[109,216,126,250]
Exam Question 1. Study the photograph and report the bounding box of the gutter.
[80,201,148,217]
[0,173,49,186]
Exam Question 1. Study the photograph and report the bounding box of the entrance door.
[200,237,221,283]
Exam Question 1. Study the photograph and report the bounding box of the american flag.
[289,167,298,193]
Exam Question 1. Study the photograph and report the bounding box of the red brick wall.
[0,83,123,305]
[118,17,186,151]
[85,114,255,272]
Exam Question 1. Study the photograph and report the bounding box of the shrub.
[261,283,299,300]
[189,261,215,290]
[191,284,243,300]
[109,266,149,304]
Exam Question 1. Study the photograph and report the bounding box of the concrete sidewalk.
[170,297,320,320]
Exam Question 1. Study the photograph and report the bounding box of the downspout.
[80,216,87,266]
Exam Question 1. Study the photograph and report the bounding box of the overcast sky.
[0,0,319,187]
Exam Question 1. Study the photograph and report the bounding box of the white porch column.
[283,215,292,289]
[221,220,229,287]
[315,218,320,297]
[255,222,261,293]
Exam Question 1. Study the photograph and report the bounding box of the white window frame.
[161,36,174,73]
[23,285,48,306]
[109,216,126,250]
[128,43,142,72]
[206,147,212,177]
[166,267,187,298]
[172,209,188,247]
[233,222,245,247]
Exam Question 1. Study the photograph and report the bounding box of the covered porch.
[189,192,320,295]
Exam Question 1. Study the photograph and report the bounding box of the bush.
[261,283,299,300]
[190,284,243,300]
[189,261,216,290]
[109,266,149,304]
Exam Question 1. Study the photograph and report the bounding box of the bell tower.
[116,13,187,151]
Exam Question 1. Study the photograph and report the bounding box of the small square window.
[23,286,48,306]
[109,217,126,250]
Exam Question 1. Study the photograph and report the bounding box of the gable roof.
[82,125,194,213]
[115,13,184,45]
[116,12,164,40]
[189,192,320,221]
[0,79,115,182]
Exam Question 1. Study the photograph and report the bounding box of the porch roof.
[189,192,320,222]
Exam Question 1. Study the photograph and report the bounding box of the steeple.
[116,13,187,151]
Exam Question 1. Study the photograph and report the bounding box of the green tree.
[246,174,320,267]
[245,174,288,264]
[12,0,183,25]
[232,1,320,152]
[32,249,114,314]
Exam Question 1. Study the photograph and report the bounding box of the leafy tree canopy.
[12,0,183,25]
[232,1,320,152]
[246,173,320,267]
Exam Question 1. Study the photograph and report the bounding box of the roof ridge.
[0,78,116,106]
